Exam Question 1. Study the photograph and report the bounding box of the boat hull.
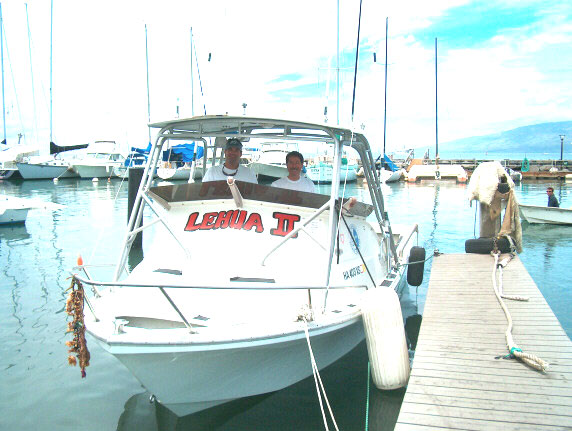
[306,164,358,184]
[249,162,288,181]
[379,168,403,183]
[16,162,77,179]
[0,168,23,180]
[92,317,365,416]
[156,166,204,181]
[0,207,29,224]
[75,164,120,179]
[519,204,572,225]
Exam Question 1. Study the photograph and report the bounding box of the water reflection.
[0,224,30,242]
[521,222,571,269]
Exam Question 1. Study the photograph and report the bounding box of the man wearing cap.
[202,138,258,183]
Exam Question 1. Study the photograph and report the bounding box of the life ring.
[521,157,530,173]
[465,237,511,254]
[407,246,425,286]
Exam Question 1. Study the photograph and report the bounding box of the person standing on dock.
[547,187,559,207]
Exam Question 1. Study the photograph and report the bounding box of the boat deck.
[395,253,572,430]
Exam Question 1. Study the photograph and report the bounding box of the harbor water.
[1,177,570,430]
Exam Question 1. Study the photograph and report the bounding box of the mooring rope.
[491,251,549,372]
[302,319,339,431]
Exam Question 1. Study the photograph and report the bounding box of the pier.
[405,158,572,180]
[395,253,572,430]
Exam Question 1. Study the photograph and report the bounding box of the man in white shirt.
[202,138,258,183]
[271,151,315,193]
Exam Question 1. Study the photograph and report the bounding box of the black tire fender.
[407,246,425,286]
[465,237,511,254]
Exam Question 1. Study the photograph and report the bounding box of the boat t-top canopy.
[133,115,398,273]
[148,115,371,153]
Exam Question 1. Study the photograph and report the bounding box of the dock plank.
[395,253,572,430]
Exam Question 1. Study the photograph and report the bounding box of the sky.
[0,0,571,156]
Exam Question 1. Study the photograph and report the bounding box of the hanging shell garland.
[65,276,90,377]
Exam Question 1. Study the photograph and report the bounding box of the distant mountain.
[436,121,572,154]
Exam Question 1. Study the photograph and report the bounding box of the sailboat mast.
[0,4,6,144]
[26,3,38,146]
[336,0,339,125]
[383,17,388,156]
[435,37,438,159]
[145,24,151,145]
[50,0,53,145]
[190,27,194,117]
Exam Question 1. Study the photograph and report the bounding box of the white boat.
[74,116,421,416]
[0,141,38,180]
[156,143,206,181]
[73,141,126,179]
[248,142,298,181]
[306,157,358,184]
[505,167,522,183]
[379,168,403,183]
[17,155,79,179]
[519,204,572,225]
[113,148,151,179]
[0,195,31,224]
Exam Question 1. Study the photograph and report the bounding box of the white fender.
[362,287,410,390]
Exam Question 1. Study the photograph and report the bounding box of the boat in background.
[505,166,522,183]
[0,135,38,180]
[307,155,358,183]
[17,141,88,180]
[74,115,422,416]
[156,142,205,181]
[519,204,572,225]
[248,142,298,181]
[409,39,467,184]
[0,195,31,224]
[379,168,404,183]
[113,145,151,179]
[73,141,126,179]
[377,155,404,183]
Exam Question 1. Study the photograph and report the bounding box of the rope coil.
[491,251,549,372]
[65,276,91,377]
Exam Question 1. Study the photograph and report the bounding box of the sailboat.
[376,18,404,184]
[0,5,35,180]
[16,1,86,180]
[405,38,467,183]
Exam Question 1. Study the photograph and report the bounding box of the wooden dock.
[395,253,572,430]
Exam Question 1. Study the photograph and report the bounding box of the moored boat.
[519,204,572,225]
[72,115,422,416]
[306,156,358,184]
[73,141,126,179]
[0,195,31,224]
[247,142,297,181]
